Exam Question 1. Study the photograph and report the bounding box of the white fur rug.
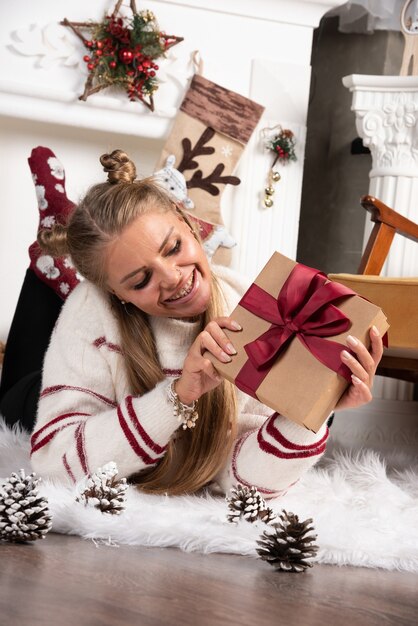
[1,419,418,572]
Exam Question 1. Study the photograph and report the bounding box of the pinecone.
[226,484,277,525]
[0,469,52,542]
[256,510,319,573]
[76,462,127,515]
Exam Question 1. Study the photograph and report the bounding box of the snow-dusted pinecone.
[226,484,277,525]
[256,510,319,573]
[76,462,127,515]
[0,470,52,542]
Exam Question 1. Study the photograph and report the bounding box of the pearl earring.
[120,299,126,305]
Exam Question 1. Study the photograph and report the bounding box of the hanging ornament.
[261,125,297,208]
[61,0,183,112]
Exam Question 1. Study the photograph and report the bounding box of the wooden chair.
[329,195,418,384]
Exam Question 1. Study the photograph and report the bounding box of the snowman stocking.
[27,147,80,299]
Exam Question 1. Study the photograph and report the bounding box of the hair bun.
[100,149,136,184]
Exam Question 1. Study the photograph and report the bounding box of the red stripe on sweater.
[40,385,117,407]
[257,428,327,459]
[75,422,89,475]
[31,412,90,448]
[62,454,76,484]
[125,396,167,455]
[163,369,183,377]
[117,406,159,466]
[231,429,283,496]
[31,421,82,455]
[93,336,122,353]
[265,414,329,450]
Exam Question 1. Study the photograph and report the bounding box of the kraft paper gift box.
[209,252,389,432]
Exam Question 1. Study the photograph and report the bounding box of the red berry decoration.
[83,55,90,62]
[109,60,117,69]
[119,48,133,64]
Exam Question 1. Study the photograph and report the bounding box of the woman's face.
[105,209,212,318]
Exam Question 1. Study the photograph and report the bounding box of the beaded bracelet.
[167,379,199,430]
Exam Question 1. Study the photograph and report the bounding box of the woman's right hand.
[174,317,241,405]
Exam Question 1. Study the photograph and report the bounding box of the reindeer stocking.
[156,74,264,263]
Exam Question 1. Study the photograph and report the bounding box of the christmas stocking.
[28,147,80,299]
[155,74,264,263]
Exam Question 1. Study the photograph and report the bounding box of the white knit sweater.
[31,265,329,496]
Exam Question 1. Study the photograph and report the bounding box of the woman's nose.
[159,264,182,288]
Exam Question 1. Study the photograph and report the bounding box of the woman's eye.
[167,239,181,256]
[133,272,151,290]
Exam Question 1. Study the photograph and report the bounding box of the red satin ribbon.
[235,263,357,399]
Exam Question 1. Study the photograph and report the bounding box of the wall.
[297,16,404,274]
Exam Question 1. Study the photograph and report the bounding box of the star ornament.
[61,0,183,111]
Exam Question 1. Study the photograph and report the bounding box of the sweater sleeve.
[31,284,180,484]
[214,395,329,498]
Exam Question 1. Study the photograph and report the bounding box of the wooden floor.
[1,533,417,626]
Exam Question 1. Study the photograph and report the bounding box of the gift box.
[209,252,389,432]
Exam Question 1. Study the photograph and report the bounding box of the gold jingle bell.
[263,197,274,208]
[271,171,281,182]
[265,186,275,196]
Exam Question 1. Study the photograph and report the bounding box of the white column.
[343,74,418,400]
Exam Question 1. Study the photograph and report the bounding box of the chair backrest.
[358,195,418,275]
[328,195,418,383]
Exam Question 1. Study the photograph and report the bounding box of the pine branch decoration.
[0,470,52,543]
[226,485,277,525]
[256,510,319,573]
[76,462,127,515]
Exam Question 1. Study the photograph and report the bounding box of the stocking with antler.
[156,75,264,262]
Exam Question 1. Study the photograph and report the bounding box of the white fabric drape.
[327,0,412,33]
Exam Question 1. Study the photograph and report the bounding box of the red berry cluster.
[275,145,289,159]
[83,37,116,71]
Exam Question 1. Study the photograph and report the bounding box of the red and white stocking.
[27,147,80,300]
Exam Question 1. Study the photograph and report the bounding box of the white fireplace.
[344,74,418,401]
[0,0,344,338]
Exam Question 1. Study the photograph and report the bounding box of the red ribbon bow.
[235,263,357,399]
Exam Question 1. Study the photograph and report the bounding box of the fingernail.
[371,325,380,337]
[351,375,362,385]
[231,321,242,331]
[346,335,358,347]
[341,350,351,360]
[221,351,232,363]
[226,342,237,355]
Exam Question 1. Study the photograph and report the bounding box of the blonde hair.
[38,149,237,495]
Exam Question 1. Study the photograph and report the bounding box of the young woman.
[30,150,383,497]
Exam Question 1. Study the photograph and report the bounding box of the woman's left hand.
[335,325,384,411]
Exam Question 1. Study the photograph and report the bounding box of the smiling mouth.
[165,270,195,302]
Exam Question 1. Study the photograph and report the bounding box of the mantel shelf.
[343,74,418,92]
[0,80,175,139]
